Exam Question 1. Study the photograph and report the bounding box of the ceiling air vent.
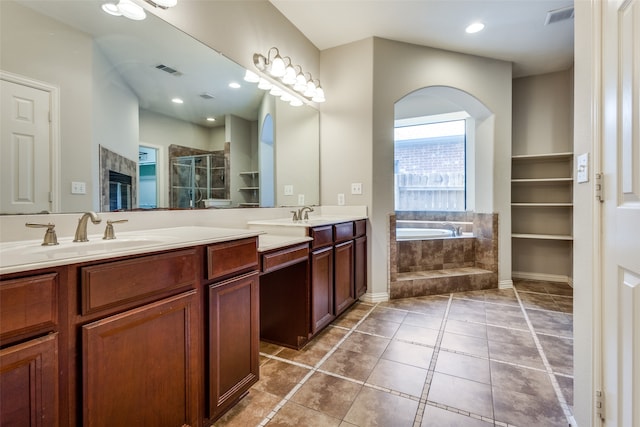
[155,64,183,77]
[199,92,215,100]
[544,5,574,25]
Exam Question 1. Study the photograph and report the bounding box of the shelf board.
[511,178,573,183]
[512,233,573,241]
[239,171,259,176]
[511,203,573,207]
[512,152,573,161]
[238,187,259,191]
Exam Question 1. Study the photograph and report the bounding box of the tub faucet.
[73,211,102,242]
[298,206,314,221]
[441,222,461,237]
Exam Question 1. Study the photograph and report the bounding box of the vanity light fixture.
[249,47,326,105]
[101,0,146,20]
[102,0,178,21]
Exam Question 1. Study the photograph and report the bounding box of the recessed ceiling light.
[206,117,216,122]
[465,22,485,34]
[171,97,183,104]
[228,82,241,89]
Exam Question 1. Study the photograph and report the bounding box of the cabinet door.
[310,246,335,335]
[208,272,259,421]
[0,333,58,427]
[334,240,355,316]
[354,236,367,299]
[82,291,200,427]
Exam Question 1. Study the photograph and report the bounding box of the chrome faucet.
[73,211,102,242]
[298,206,314,221]
[441,222,461,237]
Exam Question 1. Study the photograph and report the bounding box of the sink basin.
[0,236,169,267]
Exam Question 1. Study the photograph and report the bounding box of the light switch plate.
[577,153,589,183]
[351,183,362,195]
[298,194,305,205]
[337,193,345,205]
[284,185,294,195]
[71,181,86,194]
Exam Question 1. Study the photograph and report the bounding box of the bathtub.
[396,227,454,241]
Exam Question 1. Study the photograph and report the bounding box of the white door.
[0,78,52,214]
[601,0,640,426]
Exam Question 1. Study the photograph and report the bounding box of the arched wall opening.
[394,85,494,214]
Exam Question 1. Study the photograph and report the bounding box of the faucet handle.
[290,210,299,222]
[25,222,59,246]
[103,219,128,240]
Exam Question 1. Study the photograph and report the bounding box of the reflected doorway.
[139,145,157,209]
[260,114,275,207]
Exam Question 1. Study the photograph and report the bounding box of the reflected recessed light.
[171,97,184,104]
[465,22,485,34]
[228,82,241,89]
[101,3,122,16]
[206,117,216,122]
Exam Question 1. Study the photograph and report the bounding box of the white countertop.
[0,226,261,275]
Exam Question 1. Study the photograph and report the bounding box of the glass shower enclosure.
[170,153,226,208]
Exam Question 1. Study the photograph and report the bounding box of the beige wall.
[319,37,512,297]
[1,1,93,212]
[573,2,596,426]
[513,70,573,156]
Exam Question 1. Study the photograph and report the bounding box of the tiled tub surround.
[213,280,574,426]
[390,212,499,299]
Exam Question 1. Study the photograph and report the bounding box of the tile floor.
[213,280,573,427]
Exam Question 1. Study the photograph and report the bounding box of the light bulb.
[101,3,122,16]
[281,65,297,85]
[153,0,177,7]
[312,86,325,103]
[243,70,260,83]
[294,73,307,92]
[258,78,272,90]
[118,0,146,20]
[303,80,317,98]
[269,54,286,77]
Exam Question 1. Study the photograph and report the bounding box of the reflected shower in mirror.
[0,0,319,214]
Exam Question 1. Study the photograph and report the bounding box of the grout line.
[512,286,576,426]
[257,302,378,426]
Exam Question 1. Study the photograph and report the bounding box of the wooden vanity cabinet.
[354,220,368,299]
[205,237,260,423]
[309,220,367,337]
[0,272,61,427]
[333,222,355,316]
[310,225,335,335]
[78,249,201,427]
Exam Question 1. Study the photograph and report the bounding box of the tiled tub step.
[390,267,497,299]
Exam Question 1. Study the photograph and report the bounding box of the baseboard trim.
[499,279,514,289]
[359,292,389,303]
[512,271,572,284]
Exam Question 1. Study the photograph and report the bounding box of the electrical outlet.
[351,183,362,195]
[298,194,305,205]
[71,181,86,194]
[337,193,345,205]
[284,185,294,195]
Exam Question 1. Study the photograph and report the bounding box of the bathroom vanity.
[0,213,368,426]
[0,227,261,426]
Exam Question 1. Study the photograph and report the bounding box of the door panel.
[0,78,51,214]
[602,0,640,426]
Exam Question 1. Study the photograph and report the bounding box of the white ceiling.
[269,0,575,78]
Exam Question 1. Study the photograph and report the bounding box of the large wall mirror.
[0,0,319,214]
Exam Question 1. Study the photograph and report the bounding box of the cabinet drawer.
[81,249,197,315]
[310,225,333,249]
[261,243,309,274]
[0,273,58,344]
[355,219,366,238]
[207,237,258,281]
[334,222,355,243]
